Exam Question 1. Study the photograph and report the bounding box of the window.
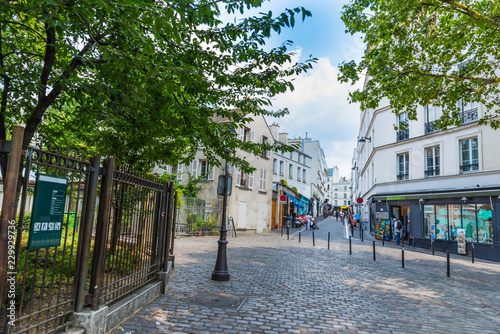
[200,160,214,180]
[235,166,254,189]
[425,146,440,177]
[344,186,347,191]
[460,138,479,173]
[240,126,254,143]
[335,193,338,198]
[297,167,301,181]
[176,164,184,181]
[397,153,409,180]
[259,134,271,158]
[460,99,479,124]
[259,168,267,192]
[289,164,293,179]
[279,161,284,176]
[397,113,409,141]
[335,200,338,205]
[425,105,440,134]
[424,204,492,244]
[344,200,347,205]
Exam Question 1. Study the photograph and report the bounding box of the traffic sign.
[356,197,363,204]
[280,195,287,201]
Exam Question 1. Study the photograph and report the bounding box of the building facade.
[172,114,275,233]
[326,167,351,212]
[354,98,500,261]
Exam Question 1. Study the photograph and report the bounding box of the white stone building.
[288,137,329,218]
[353,93,500,261]
[327,167,351,211]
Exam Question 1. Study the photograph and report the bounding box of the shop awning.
[285,192,304,208]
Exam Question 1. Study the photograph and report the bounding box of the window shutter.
[263,169,267,190]
[235,168,241,186]
[259,134,263,144]
[177,164,183,180]
[208,165,214,180]
[239,128,244,141]
[191,159,198,178]
[248,165,254,189]
[250,130,255,142]
[266,138,271,158]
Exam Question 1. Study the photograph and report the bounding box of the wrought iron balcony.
[461,107,478,125]
[460,163,479,173]
[397,173,409,180]
[425,168,440,177]
[425,121,439,134]
[397,129,409,141]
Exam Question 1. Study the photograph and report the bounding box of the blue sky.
[228,1,365,177]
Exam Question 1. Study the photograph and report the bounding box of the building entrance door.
[392,205,410,240]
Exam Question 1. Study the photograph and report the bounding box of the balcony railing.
[397,129,409,141]
[425,168,440,177]
[461,107,478,125]
[425,121,439,134]
[397,173,409,180]
[460,163,479,173]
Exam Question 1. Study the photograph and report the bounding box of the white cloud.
[267,51,363,177]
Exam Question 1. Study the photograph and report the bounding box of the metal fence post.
[163,182,175,269]
[75,156,101,312]
[0,126,24,305]
[373,241,376,261]
[312,231,315,246]
[349,236,352,255]
[170,190,178,255]
[89,158,115,310]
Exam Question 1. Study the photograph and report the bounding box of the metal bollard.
[359,226,361,239]
[313,231,315,246]
[471,243,475,263]
[373,241,376,261]
[349,236,352,255]
[382,235,385,246]
[328,232,330,250]
[299,230,301,243]
[447,251,450,277]
[281,226,283,237]
[402,246,405,268]
[287,227,289,240]
[361,228,364,242]
[432,239,435,256]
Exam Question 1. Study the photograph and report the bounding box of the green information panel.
[28,174,68,250]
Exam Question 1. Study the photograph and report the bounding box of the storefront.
[371,188,500,261]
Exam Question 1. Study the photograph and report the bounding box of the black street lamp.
[212,162,230,281]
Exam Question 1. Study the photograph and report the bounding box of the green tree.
[339,0,500,129]
[0,0,314,175]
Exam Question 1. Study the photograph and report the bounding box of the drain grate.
[189,292,245,310]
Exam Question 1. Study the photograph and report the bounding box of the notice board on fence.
[28,174,68,250]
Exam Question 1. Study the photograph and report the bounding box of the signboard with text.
[28,174,68,250]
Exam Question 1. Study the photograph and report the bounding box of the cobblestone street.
[114,218,500,334]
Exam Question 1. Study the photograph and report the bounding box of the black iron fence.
[0,127,175,333]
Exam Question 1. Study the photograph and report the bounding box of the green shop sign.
[28,174,68,250]
[387,196,406,200]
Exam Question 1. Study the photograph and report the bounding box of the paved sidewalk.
[113,218,500,334]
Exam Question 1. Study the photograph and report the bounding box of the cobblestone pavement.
[113,218,500,334]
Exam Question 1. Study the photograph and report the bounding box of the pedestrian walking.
[393,218,402,245]
[305,213,312,230]
[335,210,339,221]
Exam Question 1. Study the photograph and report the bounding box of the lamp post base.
[211,239,230,281]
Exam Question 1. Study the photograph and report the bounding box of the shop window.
[435,205,449,240]
[462,204,477,242]
[424,205,435,239]
[460,137,479,173]
[477,203,493,244]
[449,204,461,240]
[424,203,492,244]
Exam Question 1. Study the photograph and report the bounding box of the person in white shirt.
[393,218,402,245]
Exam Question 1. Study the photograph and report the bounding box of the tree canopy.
[0,0,314,174]
[339,0,500,129]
